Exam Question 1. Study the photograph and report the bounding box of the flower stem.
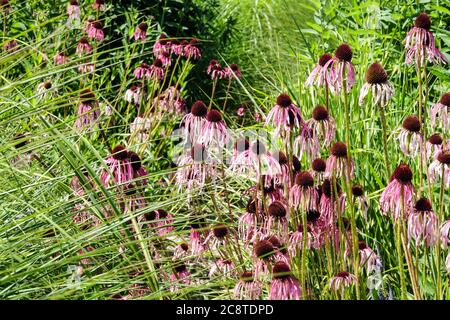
[379,106,391,180]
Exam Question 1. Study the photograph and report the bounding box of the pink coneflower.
[266,93,303,134]
[271,151,290,185]
[207,59,225,80]
[3,39,18,51]
[78,63,95,74]
[441,219,450,248]
[311,158,326,181]
[148,59,165,79]
[289,222,320,256]
[237,105,246,117]
[67,0,80,20]
[397,115,422,157]
[172,40,185,56]
[128,151,148,185]
[153,86,186,115]
[183,38,201,59]
[268,261,301,300]
[380,164,415,221]
[100,145,134,187]
[428,150,450,187]
[209,259,235,277]
[224,64,241,80]
[253,239,276,277]
[329,271,357,291]
[430,93,450,132]
[182,100,208,143]
[238,198,260,242]
[294,123,319,162]
[170,262,192,290]
[76,37,92,55]
[92,0,105,10]
[425,133,443,159]
[153,34,171,56]
[408,198,439,246]
[359,62,395,107]
[130,115,151,143]
[320,179,345,226]
[87,21,104,41]
[37,81,56,100]
[205,224,229,249]
[200,109,229,146]
[325,141,354,179]
[155,209,174,236]
[54,52,69,65]
[290,171,318,210]
[405,13,447,66]
[176,144,216,191]
[356,241,379,273]
[190,220,207,255]
[133,62,152,79]
[326,44,355,94]
[157,51,172,67]
[351,184,368,220]
[233,271,263,300]
[133,22,148,42]
[264,201,289,239]
[229,138,251,174]
[74,89,100,130]
[174,242,190,259]
[260,177,285,204]
[125,84,144,105]
[309,105,336,146]
[305,53,333,87]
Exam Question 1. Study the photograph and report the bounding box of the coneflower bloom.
[430,93,450,132]
[224,63,241,80]
[407,198,439,246]
[155,209,174,236]
[265,235,289,265]
[268,261,301,300]
[100,145,134,187]
[67,0,80,20]
[170,262,192,290]
[3,39,18,51]
[128,151,148,185]
[320,179,345,226]
[329,271,357,291]
[237,105,246,117]
[130,115,151,143]
[265,201,289,239]
[36,81,56,100]
[428,150,450,187]
[200,109,229,146]
[54,52,69,65]
[272,151,290,185]
[238,198,260,243]
[426,133,443,159]
[74,89,100,130]
[294,123,320,161]
[397,115,422,157]
[325,142,354,179]
[78,63,95,74]
[233,271,263,300]
[359,62,395,107]
[176,144,215,191]
[305,53,333,87]
[172,39,185,56]
[326,44,355,94]
[76,37,92,55]
[207,59,225,80]
[380,164,415,221]
[182,100,208,143]
[190,220,207,255]
[87,21,104,41]
[92,0,105,10]
[205,224,229,249]
[260,177,285,204]
[289,222,321,256]
[133,22,148,42]
[173,243,190,259]
[209,259,234,278]
[125,84,144,105]
[356,241,379,273]
[253,239,276,277]
[157,51,172,67]
[311,158,326,181]
[266,93,303,134]
[351,184,368,220]
[309,105,336,146]
[148,59,165,80]
[290,171,318,210]
[153,86,186,115]
[133,63,150,79]
[183,38,201,59]
[441,220,450,248]
[229,138,250,173]
[153,34,171,56]
[405,12,447,66]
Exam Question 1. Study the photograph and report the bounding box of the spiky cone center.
[335,44,353,62]
[144,210,157,221]
[80,88,96,104]
[322,179,341,198]
[402,115,421,132]
[173,261,187,273]
[392,164,413,184]
[428,133,443,145]
[337,271,350,278]
[240,271,254,282]
[358,241,367,250]
[351,184,364,197]
[153,59,163,68]
[365,62,388,84]
[230,64,239,72]
[254,240,275,259]
[274,151,288,165]
[415,13,431,30]
[437,151,450,165]
[111,145,128,160]
[246,198,257,214]
[43,81,52,89]
[213,224,228,239]
[306,209,321,223]
[331,142,348,157]
[292,155,301,172]
[191,100,208,117]
[268,201,286,218]
[439,93,450,107]
[414,198,432,212]
[128,151,142,170]
[276,93,292,108]
[312,105,329,121]
[295,171,314,187]
[138,22,148,31]
[272,261,291,279]
[312,158,326,172]
[318,53,332,67]
[92,21,103,29]
[157,209,168,219]
[206,109,222,123]
[180,243,189,251]
[266,235,283,250]
[70,0,79,5]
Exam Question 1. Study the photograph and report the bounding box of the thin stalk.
[379,105,391,179]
